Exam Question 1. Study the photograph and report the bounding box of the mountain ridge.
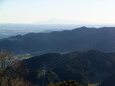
[1,27,115,54]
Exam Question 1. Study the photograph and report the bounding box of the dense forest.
[25,50,115,86]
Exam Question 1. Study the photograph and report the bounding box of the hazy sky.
[0,0,115,24]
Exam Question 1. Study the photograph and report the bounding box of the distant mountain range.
[0,24,86,39]
[1,27,115,54]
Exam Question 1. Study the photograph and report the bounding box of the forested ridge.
[25,50,115,86]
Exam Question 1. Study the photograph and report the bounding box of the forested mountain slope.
[25,50,115,85]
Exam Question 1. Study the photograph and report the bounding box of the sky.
[0,0,115,24]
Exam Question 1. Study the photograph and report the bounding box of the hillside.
[100,73,115,86]
[1,27,115,54]
[25,50,115,85]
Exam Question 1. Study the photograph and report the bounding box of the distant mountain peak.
[35,19,89,24]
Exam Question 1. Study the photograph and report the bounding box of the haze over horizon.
[0,0,115,24]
